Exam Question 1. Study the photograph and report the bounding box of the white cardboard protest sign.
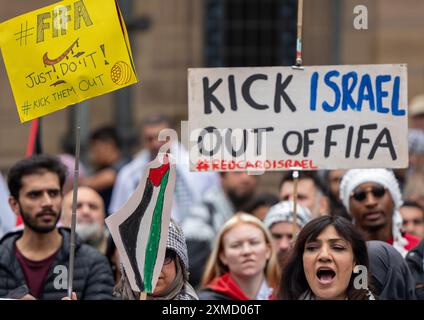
[105,154,176,293]
[188,64,408,171]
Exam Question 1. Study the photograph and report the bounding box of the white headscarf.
[339,169,408,256]
[264,200,312,229]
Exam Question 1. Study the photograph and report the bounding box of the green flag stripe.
[143,169,170,292]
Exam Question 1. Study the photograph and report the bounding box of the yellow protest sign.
[0,0,138,123]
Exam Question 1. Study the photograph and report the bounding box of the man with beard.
[339,168,420,257]
[61,187,108,254]
[182,172,259,288]
[0,155,114,300]
[263,201,311,267]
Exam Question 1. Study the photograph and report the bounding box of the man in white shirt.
[109,115,219,223]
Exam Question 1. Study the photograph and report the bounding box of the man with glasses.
[339,168,420,256]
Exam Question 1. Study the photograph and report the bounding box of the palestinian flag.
[106,155,176,293]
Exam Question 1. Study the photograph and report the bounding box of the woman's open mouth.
[316,267,336,285]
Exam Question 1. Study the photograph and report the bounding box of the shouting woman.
[277,215,375,300]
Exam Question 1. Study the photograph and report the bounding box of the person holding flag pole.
[113,219,198,300]
[67,104,83,299]
[0,154,114,300]
[106,134,197,300]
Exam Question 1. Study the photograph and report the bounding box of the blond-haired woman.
[199,213,279,300]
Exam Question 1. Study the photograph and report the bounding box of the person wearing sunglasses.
[340,169,420,257]
[113,220,198,300]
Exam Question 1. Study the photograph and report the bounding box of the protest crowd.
[0,109,423,300]
[1,0,424,303]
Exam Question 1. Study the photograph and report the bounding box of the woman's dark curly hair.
[277,215,374,300]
